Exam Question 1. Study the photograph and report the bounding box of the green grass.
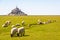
[0,15,60,40]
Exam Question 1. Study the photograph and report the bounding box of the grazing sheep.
[2,24,8,27]
[11,27,18,37]
[28,24,31,27]
[2,22,9,27]
[37,19,43,24]
[17,27,25,37]
[38,19,40,23]
[42,22,46,24]
[53,20,56,22]
[47,20,52,23]
[37,19,40,24]
[2,21,11,27]
[5,21,11,25]
[22,20,25,25]
[15,23,20,26]
[11,25,16,28]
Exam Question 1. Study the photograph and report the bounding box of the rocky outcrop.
[8,7,27,16]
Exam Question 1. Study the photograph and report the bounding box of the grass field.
[0,15,60,40]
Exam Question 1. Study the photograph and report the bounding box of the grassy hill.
[0,15,60,40]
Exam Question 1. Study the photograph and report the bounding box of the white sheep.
[37,19,43,24]
[11,25,15,28]
[2,24,7,27]
[22,20,25,25]
[15,23,20,26]
[17,27,25,37]
[47,20,52,23]
[2,22,9,27]
[42,22,46,24]
[10,27,18,37]
[2,21,11,27]
[28,24,31,27]
[5,21,11,25]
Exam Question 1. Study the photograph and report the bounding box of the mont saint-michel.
[8,7,27,16]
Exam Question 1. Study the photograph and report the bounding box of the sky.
[0,0,60,15]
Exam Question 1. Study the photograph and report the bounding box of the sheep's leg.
[11,34,13,37]
[20,33,22,37]
[17,33,19,36]
[23,33,24,36]
[23,31,25,36]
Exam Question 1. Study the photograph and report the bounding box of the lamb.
[10,27,18,37]
[17,27,25,37]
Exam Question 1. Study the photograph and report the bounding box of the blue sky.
[0,0,60,15]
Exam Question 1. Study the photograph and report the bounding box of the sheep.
[37,19,43,24]
[17,27,25,37]
[37,19,40,24]
[10,27,18,37]
[11,25,16,28]
[5,21,11,25]
[47,20,52,23]
[2,21,11,27]
[2,24,8,27]
[42,22,46,24]
[28,24,31,27]
[15,23,20,26]
[22,20,25,25]
[2,22,9,27]
[53,20,56,22]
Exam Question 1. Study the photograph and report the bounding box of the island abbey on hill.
[8,7,27,16]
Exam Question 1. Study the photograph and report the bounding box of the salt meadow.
[0,15,60,40]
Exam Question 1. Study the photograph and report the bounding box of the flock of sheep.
[2,19,56,37]
[2,20,25,37]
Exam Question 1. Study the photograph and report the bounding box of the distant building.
[8,7,27,16]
